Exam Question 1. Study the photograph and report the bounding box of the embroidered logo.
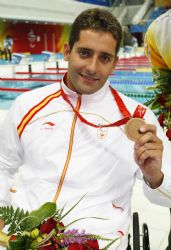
[97,125,108,139]
[41,122,56,129]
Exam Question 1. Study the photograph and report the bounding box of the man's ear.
[63,43,71,61]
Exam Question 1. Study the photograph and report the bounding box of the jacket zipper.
[53,96,81,203]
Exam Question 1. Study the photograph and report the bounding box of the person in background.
[144,9,171,250]
[0,42,3,60]
[3,35,13,61]
[0,41,5,60]
[0,8,171,250]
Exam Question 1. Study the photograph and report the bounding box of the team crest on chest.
[97,125,108,139]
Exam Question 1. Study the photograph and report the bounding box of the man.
[3,35,13,61]
[144,9,171,250]
[0,8,171,249]
[0,42,4,60]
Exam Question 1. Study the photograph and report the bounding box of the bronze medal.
[125,118,146,141]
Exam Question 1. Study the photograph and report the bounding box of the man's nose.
[86,56,98,74]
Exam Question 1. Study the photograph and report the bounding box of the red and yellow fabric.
[144,9,171,139]
[144,9,171,84]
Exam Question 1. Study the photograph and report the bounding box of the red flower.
[40,218,57,234]
[85,240,99,250]
[166,128,171,140]
[68,243,84,250]
[158,113,165,127]
[9,235,17,241]
[157,94,166,105]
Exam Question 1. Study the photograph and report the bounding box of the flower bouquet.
[145,68,171,140]
[0,196,120,250]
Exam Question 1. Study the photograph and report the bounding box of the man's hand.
[134,123,164,189]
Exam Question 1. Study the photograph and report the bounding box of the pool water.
[0,60,154,110]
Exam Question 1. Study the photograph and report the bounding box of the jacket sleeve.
[0,100,24,206]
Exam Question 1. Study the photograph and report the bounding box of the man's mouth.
[80,73,99,82]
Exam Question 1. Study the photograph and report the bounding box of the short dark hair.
[69,8,122,55]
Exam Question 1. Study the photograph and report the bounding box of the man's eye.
[100,55,111,62]
[79,50,90,57]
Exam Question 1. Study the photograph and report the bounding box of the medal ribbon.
[61,86,134,128]
[133,104,146,118]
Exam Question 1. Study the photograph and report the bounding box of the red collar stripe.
[17,89,62,138]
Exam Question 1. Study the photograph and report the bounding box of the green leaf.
[21,202,56,231]
[8,236,27,250]
[0,206,29,235]
[102,237,120,250]
[65,216,108,228]
[34,229,55,248]
[59,193,87,221]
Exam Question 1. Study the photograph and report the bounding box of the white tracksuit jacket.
[0,79,171,249]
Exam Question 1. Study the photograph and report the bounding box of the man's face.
[64,29,118,95]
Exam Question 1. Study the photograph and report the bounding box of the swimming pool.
[0,72,154,110]
[0,55,155,110]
